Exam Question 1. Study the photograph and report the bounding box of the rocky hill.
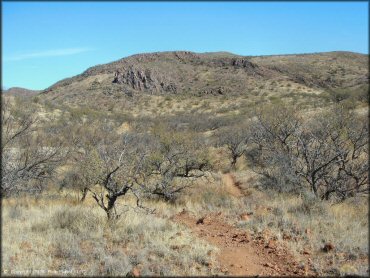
[39,51,368,104]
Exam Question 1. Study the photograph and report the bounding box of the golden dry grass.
[2,167,368,276]
[2,191,219,276]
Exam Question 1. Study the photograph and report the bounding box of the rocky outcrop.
[112,67,177,93]
[198,86,229,96]
[231,58,265,76]
[232,58,258,68]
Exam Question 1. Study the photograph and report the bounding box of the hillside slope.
[40,51,368,104]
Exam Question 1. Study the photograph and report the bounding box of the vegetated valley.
[2,51,369,276]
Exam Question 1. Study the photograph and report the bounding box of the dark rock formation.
[113,67,177,93]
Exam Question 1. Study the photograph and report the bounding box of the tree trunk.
[106,195,117,220]
[80,187,88,202]
[231,155,238,169]
[322,190,333,201]
[311,175,318,197]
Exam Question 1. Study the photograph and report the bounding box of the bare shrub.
[216,123,252,169]
[141,125,211,202]
[1,98,67,197]
[50,206,102,236]
[52,230,84,261]
[102,252,132,276]
[288,191,328,216]
[246,103,369,201]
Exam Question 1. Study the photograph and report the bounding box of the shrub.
[246,103,369,201]
[49,206,103,237]
[52,230,84,261]
[288,192,328,216]
[102,252,132,276]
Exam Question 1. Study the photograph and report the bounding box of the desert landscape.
[2,50,369,276]
[2,2,369,277]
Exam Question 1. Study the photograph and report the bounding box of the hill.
[39,51,368,105]
[3,87,40,97]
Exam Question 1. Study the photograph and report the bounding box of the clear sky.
[2,1,369,90]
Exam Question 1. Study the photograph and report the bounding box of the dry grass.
[166,170,369,276]
[2,193,219,276]
[226,174,369,276]
[2,167,368,276]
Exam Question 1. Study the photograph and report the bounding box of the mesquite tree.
[138,126,211,202]
[82,133,148,220]
[1,97,66,197]
[246,103,369,201]
[216,123,252,169]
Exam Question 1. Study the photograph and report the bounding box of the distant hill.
[3,87,40,97]
[38,51,368,104]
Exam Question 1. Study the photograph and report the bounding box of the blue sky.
[2,1,369,90]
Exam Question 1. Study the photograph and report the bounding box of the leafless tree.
[305,107,369,200]
[246,103,369,201]
[59,119,112,201]
[245,104,303,191]
[1,97,67,197]
[216,123,252,169]
[60,149,103,202]
[75,133,150,220]
[138,127,211,202]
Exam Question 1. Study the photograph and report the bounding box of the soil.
[173,211,312,276]
[172,173,314,276]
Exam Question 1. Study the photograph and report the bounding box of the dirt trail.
[222,173,244,197]
[173,211,309,276]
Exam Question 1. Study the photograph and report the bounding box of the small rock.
[266,239,276,249]
[323,243,335,252]
[204,261,212,267]
[196,217,205,225]
[197,216,212,225]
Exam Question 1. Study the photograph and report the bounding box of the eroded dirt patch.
[173,210,313,276]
